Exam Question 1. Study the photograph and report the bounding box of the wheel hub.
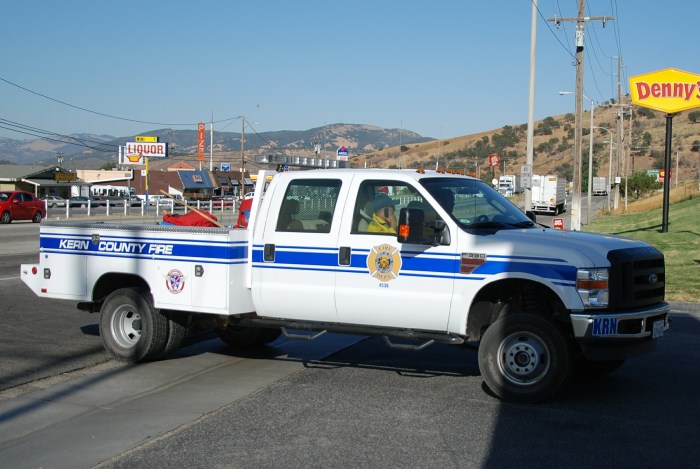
[498,333,550,385]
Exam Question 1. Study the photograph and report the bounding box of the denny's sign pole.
[629,68,700,232]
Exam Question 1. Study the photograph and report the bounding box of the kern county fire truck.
[21,169,670,402]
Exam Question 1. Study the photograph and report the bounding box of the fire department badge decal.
[165,269,185,294]
[367,243,401,282]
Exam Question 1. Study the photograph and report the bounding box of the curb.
[669,301,700,314]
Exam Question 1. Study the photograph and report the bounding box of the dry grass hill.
[353,102,700,186]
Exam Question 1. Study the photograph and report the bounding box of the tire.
[216,325,279,349]
[572,357,625,377]
[0,211,10,224]
[32,211,43,223]
[478,313,570,403]
[99,288,168,363]
[157,311,189,359]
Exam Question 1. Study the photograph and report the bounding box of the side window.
[276,179,341,233]
[352,180,422,235]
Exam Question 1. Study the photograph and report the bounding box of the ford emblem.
[648,273,658,285]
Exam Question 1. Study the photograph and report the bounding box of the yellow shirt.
[367,213,395,233]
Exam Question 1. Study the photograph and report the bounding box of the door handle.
[264,243,275,262]
[339,246,351,266]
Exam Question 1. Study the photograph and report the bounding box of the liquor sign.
[552,218,564,230]
[197,122,206,161]
[124,142,167,158]
[629,68,700,113]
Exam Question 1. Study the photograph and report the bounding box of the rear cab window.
[276,179,341,233]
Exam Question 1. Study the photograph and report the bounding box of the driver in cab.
[368,193,398,234]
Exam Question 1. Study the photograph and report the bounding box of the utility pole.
[549,1,613,230]
[241,113,245,197]
[210,112,214,171]
[525,0,537,215]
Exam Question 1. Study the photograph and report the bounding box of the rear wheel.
[1,211,11,224]
[32,211,43,223]
[99,288,168,363]
[157,311,189,359]
[478,313,570,403]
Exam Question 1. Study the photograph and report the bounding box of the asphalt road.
[2,206,700,468]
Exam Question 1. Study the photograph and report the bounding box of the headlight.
[577,268,609,308]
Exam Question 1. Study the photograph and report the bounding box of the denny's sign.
[629,68,700,114]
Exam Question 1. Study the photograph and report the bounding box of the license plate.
[652,319,664,339]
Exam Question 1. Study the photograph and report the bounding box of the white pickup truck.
[21,169,669,402]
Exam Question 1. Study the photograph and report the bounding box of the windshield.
[420,177,534,230]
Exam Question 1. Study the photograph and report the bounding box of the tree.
[623,171,661,201]
[99,162,116,170]
[688,110,700,123]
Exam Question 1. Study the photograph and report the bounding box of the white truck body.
[531,174,567,215]
[592,176,608,196]
[21,169,669,402]
[497,175,523,197]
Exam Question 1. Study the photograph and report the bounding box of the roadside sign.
[197,122,206,161]
[488,153,500,167]
[220,163,231,171]
[629,68,700,113]
[337,146,349,160]
[553,218,564,230]
[135,136,159,142]
[521,164,532,189]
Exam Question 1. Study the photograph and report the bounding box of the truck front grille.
[607,246,665,310]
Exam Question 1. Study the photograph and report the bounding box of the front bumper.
[570,302,670,360]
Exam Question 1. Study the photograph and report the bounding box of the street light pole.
[595,126,614,212]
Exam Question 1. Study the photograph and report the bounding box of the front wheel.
[478,313,570,403]
[99,288,168,363]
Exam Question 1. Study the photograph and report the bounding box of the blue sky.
[1,1,696,143]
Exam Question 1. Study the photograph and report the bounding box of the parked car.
[0,191,46,224]
[210,196,234,207]
[68,196,107,208]
[41,195,66,208]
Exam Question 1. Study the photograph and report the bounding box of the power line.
[0,118,118,152]
[0,75,241,127]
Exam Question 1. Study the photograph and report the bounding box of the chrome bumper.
[570,302,670,340]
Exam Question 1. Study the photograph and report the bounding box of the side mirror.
[397,208,426,244]
[525,210,537,223]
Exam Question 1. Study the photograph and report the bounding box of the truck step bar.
[383,336,435,351]
[236,317,465,347]
[280,327,327,341]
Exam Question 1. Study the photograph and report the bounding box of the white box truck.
[531,174,567,215]
[497,175,523,197]
[592,176,608,196]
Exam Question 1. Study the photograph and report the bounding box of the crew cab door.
[334,178,456,331]
[252,175,348,322]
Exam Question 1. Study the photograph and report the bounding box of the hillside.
[0,124,431,170]
[356,103,700,185]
